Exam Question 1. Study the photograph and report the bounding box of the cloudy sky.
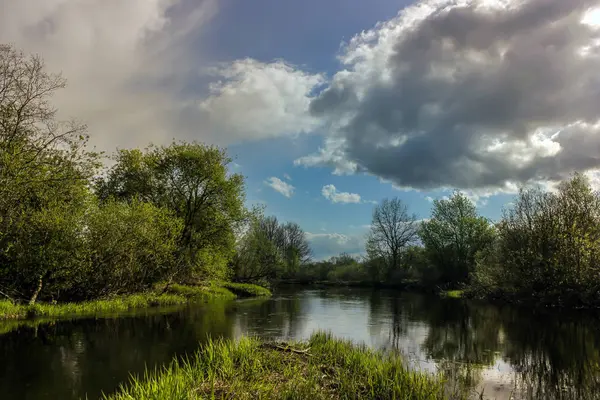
[3,0,600,259]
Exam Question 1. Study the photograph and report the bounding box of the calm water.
[1,286,600,399]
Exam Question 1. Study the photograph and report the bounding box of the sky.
[2,0,600,259]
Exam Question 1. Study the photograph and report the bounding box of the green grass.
[161,283,236,301]
[219,282,272,298]
[0,293,188,321]
[107,331,465,400]
[0,282,269,321]
[440,290,465,299]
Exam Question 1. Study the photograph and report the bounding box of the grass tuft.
[106,331,465,400]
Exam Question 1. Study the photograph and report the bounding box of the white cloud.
[295,136,357,174]
[283,173,292,181]
[197,59,326,143]
[0,0,325,154]
[264,177,295,198]
[298,0,600,194]
[306,232,366,260]
[321,184,374,204]
[0,0,222,152]
[322,184,361,203]
[425,196,434,203]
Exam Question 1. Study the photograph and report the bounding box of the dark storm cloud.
[301,0,600,190]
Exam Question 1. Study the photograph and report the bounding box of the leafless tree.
[366,197,418,276]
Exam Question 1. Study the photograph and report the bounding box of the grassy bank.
[220,282,273,298]
[0,282,271,321]
[107,331,466,400]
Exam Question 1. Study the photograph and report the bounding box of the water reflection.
[1,287,600,399]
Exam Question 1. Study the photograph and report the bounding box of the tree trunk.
[159,275,174,295]
[29,275,43,305]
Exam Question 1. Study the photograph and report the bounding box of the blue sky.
[6,0,600,259]
[206,0,519,258]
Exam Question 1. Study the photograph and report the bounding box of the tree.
[81,199,183,298]
[0,45,99,301]
[419,191,495,285]
[472,173,600,302]
[231,214,311,282]
[366,197,419,280]
[0,45,99,215]
[96,142,246,281]
[281,222,311,277]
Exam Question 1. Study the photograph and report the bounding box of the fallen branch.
[260,342,312,355]
[0,288,14,301]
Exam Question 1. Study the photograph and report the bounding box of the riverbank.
[282,279,600,309]
[463,287,600,309]
[107,331,467,400]
[0,282,271,321]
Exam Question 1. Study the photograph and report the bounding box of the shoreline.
[277,280,600,310]
[106,331,466,400]
[0,282,271,321]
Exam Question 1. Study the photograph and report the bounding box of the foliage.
[0,195,183,302]
[366,197,419,281]
[96,142,246,281]
[231,214,311,283]
[471,174,600,306]
[419,192,495,285]
[106,331,462,400]
[0,44,264,306]
[80,199,183,298]
[0,44,100,303]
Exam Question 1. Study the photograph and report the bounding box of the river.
[1,286,600,399]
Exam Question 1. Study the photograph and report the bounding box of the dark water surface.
[2,287,600,399]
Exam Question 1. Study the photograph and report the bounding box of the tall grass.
[107,331,466,400]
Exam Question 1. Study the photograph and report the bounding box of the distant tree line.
[0,44,311,304]
[292,174,600,306]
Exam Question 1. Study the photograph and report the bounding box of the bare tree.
[366,197,418,277]
[0,45,98,211]
[231,215,312,282]
[281,222,311,276]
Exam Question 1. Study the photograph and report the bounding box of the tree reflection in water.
[364,290,600,399]
[2,288,600,400]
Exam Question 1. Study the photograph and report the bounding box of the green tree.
[419,192,495,285]
[81,199,183,298]
[0,45,99,301]
[96,142,246,281]
[473,173,600,303]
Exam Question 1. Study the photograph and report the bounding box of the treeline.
[295,175,600,306]
[0,45,310,304]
